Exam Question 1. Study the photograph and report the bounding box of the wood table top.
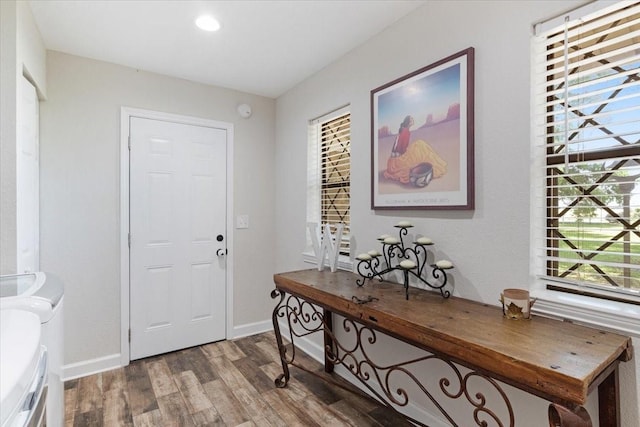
[273,269,633,405]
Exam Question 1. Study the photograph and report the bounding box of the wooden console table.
[271,269,633,427]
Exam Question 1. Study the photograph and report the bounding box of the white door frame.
[119,106,234,366]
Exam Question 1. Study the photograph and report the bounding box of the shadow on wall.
[620,352,639,424]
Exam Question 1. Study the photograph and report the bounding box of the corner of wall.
[16,0,47,98]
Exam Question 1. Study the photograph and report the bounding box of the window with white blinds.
[307,107,351,255]
[533,0,640,300]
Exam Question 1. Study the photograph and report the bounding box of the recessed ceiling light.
[196,15,220,32]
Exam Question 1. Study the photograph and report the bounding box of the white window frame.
[303,106,353,271]
[530,0,640,338]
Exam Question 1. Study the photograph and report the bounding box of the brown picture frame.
[371,47,474,210]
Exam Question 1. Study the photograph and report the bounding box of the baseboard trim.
[63,353,121,381]
[62,320,451,425]
[63,320,273,381]
[232,319,273,339]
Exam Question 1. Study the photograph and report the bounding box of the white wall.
[275,1,639,426]
[40,51,276,366]
[0,0,46,274]
[0,1,18,274]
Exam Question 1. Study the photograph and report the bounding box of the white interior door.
[130,117,227,360]
[16,77,39,274]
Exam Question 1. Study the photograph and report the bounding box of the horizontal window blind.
[533,1,640,298]
[307,107,351,254]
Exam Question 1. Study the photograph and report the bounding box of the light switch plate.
[236,215,249,229]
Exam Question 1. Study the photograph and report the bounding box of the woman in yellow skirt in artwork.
[384,139,447,187]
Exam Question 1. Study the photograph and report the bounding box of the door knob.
[216,248,227,257]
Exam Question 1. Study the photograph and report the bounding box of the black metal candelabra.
[355,224,453,300]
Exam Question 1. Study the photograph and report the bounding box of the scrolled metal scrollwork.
[465,373,515,427]
[272,288,515,426]
[355,225,454,299]
[270,288,289,388]
[324,316,514,427]
[356,255,384,286]
[273,294,324,357]
[271,291,325,387]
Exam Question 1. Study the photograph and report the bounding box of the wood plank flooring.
[64,332,411,426]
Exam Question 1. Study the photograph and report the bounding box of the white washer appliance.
[0,309,48,427]
[1,273,64,427]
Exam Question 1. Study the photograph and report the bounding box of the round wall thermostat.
[237,103,252,119]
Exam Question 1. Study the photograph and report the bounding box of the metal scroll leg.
[323,309,334,374]
[403,269,410,300]
[271,289,290,388]
[548,404,592,427]
[598,368,620,427]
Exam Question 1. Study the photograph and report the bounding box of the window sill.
[531,285,640,339]
[302,251,353,272]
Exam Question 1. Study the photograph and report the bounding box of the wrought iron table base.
[272,290,520,426]
[271,289,603,427]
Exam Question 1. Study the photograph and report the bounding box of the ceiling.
[28,0,426,98]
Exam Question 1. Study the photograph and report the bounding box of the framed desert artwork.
[371,47,474,210]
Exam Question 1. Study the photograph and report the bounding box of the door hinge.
[128,136,131,151]
[128,233,131,248]
[128,329,131,342]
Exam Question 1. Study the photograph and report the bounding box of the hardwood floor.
[64,332,410,426]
